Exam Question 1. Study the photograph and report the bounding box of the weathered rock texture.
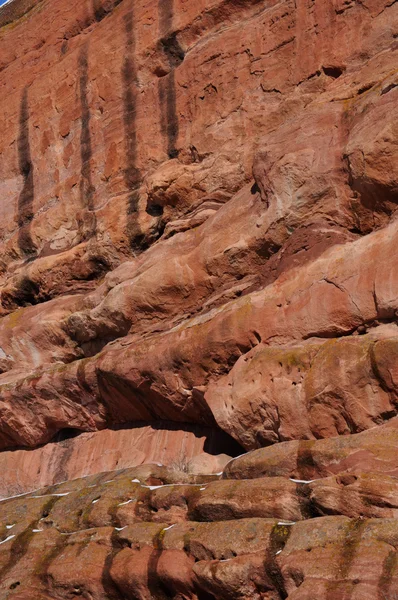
[0,0,398,596]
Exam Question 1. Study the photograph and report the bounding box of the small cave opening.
[146,203,164,217]
[322,65,344,79]
[113,421,246,461]
[251,182,260,195]
[52,428,82,443]
[9,582,20,590]
[160,33,185,69]
[202,427,245,458]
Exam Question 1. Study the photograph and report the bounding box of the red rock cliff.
[0,0,398,597]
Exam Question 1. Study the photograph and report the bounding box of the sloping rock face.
[0,0,398,596]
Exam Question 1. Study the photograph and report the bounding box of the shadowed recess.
[93,0,123,23]
[17,86,36,257]
[93,0,107,22]
[78,43,96,238]
[158,0,184,159]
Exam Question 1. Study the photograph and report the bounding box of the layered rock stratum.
[0,0,398,597]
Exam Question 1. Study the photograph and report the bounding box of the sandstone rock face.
[1,466,398,599]
[0,0,398,596]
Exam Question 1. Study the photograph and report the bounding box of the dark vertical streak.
[17,86,36,256]
[158,0,173,32]
[122,7,147,249]
[122,10,140,215]
[158,0,183,159]
[159,69,179,159]
[78,43,96,239]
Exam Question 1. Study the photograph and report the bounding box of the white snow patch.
[0,491,31,503]
[290,478,315,484]
[200,487,206,491]
[118,499,134,506]
[6,524,15,529]
[144,483,199,490]
[32,529,43,533]
[162,524,175,531]
[276,550,282,555]
[31,492,70,498]
[223,452,249,469]
[0,535,15,545]
[277,521,295,526]
[115,526,127,531]
[132,479,141,483]
[92,498,100,504]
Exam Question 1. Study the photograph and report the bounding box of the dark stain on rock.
[39,536,69,586]
[147,529,173,599]
[93,0,123,23]
[101,529,124,599]
[78,43,96,239]
[52,437,76,486]
[1,275,42,310]
[378,549,398,600]
[122,8,150,252]
[264,523,292,599]
[296,440,317,480]
[159,70,179,159]
[122,10,140,215]
[0,495,62,583]
[17,86,36,257]
[340,518,367,578]
[326,517,367,600]
[93,0,107,22]
[295,481,318,519]
[158,0,184,159]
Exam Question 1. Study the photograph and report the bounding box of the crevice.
[381,82,398,96]
[357,82,374,95]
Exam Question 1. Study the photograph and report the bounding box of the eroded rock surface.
[1,463,398,599]
[0,0,398,596]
